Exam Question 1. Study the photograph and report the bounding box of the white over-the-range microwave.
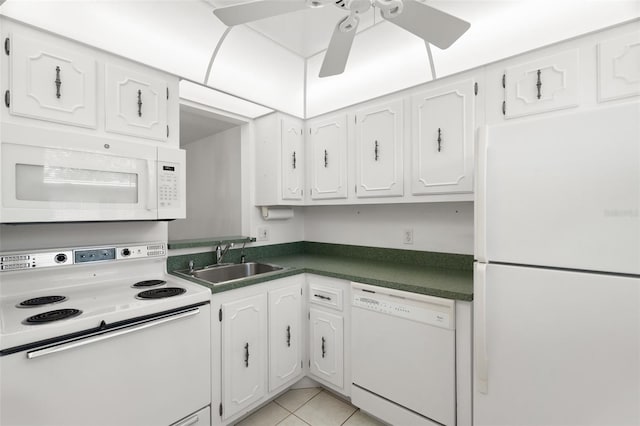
[0,123,186,223]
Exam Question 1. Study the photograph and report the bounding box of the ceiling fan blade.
[213,0,309,26]
[319,17,360,78]
[384,0,470,49]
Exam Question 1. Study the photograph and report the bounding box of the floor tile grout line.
[340,408,359,426]
[273,399,293,414]
[292,413,313,426]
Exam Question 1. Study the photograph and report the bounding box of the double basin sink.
[175,262,284,285]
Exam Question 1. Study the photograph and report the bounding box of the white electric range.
[0,242,212,426]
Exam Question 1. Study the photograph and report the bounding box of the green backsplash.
[167,241,472,272]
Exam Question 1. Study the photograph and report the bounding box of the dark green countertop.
[172,253,473,301]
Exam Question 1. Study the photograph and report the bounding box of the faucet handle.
[188,259,195,274]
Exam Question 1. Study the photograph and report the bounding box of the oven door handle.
[26,308,200,360]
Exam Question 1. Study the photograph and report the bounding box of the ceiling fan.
[213,0,470,78]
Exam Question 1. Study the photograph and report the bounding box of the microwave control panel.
[158,163,179,208]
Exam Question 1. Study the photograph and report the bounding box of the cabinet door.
[222,294,267,419]
[9,35,97,128]
[308,115,348,200]
[355,100,404,198]
[504,49,579,118]
[411,79,474,194]
[281,117,305,200]
[268,283,303,391]
[598,32,640,102]
[309,308,344,388]
[105,64,169,142]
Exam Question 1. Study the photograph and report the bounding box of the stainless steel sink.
[176,262,284,284]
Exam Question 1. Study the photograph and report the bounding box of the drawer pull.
[244,342,250,367]
[437,128,443,152]
[536,69,542,100]
[374,140,379,161]
[292,151,297,169]
[314,294,332,301]
[324,149,328,168]
[321,336,326,358]
[286,325,291,347]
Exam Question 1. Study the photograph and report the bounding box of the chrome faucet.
[216,243,234,264]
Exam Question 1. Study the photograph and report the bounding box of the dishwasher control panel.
[352,286,454,329]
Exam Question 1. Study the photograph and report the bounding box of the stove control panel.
[0,242,166,272]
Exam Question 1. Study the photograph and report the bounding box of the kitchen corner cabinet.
[254,113,305,205]
[7,33,98,128]
[354,100,404,198]
[221,293,267,420]
[307,114,348,200]
[268,282,303,392]
[411,79,475,195]
[105,64,170,142]
[503,49,580,118]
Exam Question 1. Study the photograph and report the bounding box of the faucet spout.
[216,243,234,264]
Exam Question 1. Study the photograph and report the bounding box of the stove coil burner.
[23,308,82,325]
[132,279,167,288]
[136,287,186,300]
[17,295,67,308]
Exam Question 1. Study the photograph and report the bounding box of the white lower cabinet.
[268,282,303,392]
[309,308,344,389]
[171,406,211,426]
[221,293,267,420]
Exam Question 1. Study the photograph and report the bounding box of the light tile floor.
[235,388,386,426]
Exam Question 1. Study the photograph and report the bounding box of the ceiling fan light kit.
[213,0,471,77]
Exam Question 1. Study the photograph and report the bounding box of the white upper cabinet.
[598,31,640,102]
[307,114,348,200]
[268,282,303,392]
[281,116,305,201]
[8,34,97,128]
[354,100,404,198]
[105,64,169,142]
[411,79,475,195]
[254,113,305,206]
[503,49,580,118]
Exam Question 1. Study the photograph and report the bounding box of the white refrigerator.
[474,102,640,426]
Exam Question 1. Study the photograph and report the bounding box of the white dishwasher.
[351,283,456,426]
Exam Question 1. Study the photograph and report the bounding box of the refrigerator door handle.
[475,126,489,263]
[475,262,489,394]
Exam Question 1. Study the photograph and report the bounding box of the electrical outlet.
[257,227,269,241]
[403,229,414,245]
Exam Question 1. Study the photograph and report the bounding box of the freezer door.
[476,103,640,274]
[474,263,640,426]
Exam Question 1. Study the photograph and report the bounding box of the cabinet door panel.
[309,308,344,388]
[268,283,303,391]
[411,80,474,194]
[308,115,348,200]
[281,117,304,200]
[10,35,97,128]
[504,49,579,118]
[355,100,404,198]
[598,32,640,102]
[222,294,267,419]
[105,64,168,142]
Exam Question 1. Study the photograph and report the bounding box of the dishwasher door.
[351,283,456,426]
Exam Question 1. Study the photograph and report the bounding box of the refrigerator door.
[476,103,640,274]
[474,263,640,426]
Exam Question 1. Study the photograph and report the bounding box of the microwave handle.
[146,159,155,211]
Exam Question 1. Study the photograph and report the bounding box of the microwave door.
[1,141,158,223]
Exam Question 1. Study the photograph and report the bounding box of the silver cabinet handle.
[27,308,200,359]
[54,66,61,99]
[321,336,326,358]
[137,89,143,117]
[324,149,328,168]
[244,342,250,367]
[374,140,379,161]
[437,128,443,152]
[536,69,542,100]
[292,151,297,169]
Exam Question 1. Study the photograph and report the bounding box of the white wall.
[169,126,242,241]
[0,222,167,252]
[303,202,474,255]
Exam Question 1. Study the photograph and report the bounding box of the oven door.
[0,305,211,426]
[0,124,158,223]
